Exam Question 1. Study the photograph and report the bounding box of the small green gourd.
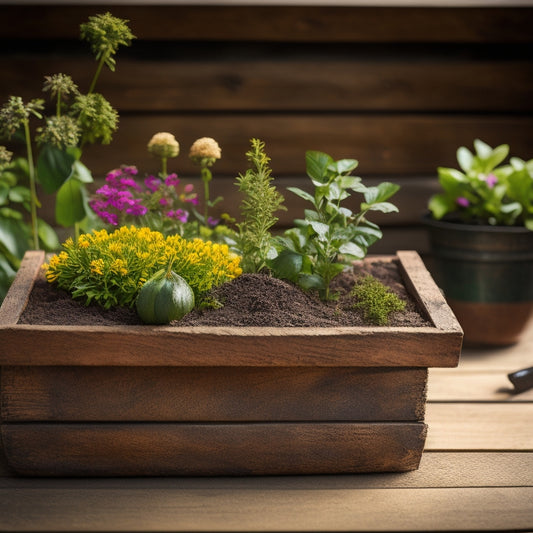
[136,266,195,324]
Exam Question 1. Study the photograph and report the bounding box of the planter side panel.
[1,366,427,422]
[1,422,427,476]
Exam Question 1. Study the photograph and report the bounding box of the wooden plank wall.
[1,4,532,253]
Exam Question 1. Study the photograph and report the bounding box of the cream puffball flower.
[147,132,180,159]
[189,137,221,163]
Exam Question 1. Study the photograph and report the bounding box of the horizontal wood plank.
[0,365,427,422]
[0,482,531,531]
[428,369,533,402]
[74,114,533,178]
[0,451,531,489]
[425,403,533,451]
[2,56,532,113]
[1,6,533,43]
[0,324,462,367]
[0,254,462,367]
[1,422,427,476]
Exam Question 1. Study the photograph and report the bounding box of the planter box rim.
[0,250,463,368]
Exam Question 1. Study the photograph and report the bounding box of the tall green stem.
[202,166,211,225]
[161,157,168,177]
[24,120,39,250]
[88,54,106,95]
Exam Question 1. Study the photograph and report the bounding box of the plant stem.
[161,157,167,177]
[24,119,39,250]
[202,166,211,225]
[88,54,107,95]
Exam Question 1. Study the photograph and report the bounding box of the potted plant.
[424,139,533,346]
[0,135,462,476]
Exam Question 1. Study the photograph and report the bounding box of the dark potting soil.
[18,260,430,328]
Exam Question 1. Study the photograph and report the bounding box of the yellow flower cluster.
[45,226,242,309]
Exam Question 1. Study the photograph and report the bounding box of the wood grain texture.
[1,6,533,43]
[428,369,533,402]
[396,251,463,337]
[0,483,531,531]
[0,251,45,326]
[0,252,462,368]
[0,324,462,367]
[1,365,427,422]
[2,56,532,113]
[1,422,427,476]
[78,114,533,178]
[2,451,531,489]
[425,403,533,451]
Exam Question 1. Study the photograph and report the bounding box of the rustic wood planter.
[0,250,462,477]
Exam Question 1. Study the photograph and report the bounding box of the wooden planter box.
[0,250,462,476]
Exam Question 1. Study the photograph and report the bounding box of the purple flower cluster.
[90,165,198,229]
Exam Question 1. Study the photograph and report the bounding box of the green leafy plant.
[0,152,59,301]
[270,150,399,300]
[0,11,134,244]
[505,157,533,230]
[235,138,286,272]
[350,275,406,325]
[428,139,533,229]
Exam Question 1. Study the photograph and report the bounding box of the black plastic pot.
[423,215,533,347]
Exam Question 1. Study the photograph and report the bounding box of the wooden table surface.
[1,320,532,532]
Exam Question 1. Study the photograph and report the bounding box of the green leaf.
[0,183,10,205]
[525,218,533,231]
[297,273,325,291]
[269,249,303,281]
[457,147,474,172]
[326,181,348,202]
[0,170,17,188]
[0,217,29,258]
[362,201,399,214]
[507,168,532,206]
[338,175,361,190]
[364,182,400,204]
[71,160,94,184]
[37,144,75,193]
[66,145,83,161]
[338,241,365,259]
[305,151,333,182]
[286,186,315,204]
[437,167,467,194]
[0,254,18,302]
[474,139,493,159]
[37,218,60,251]
[500,202,522,216]
[309,221,329,239]
[428,194,455,219]
[329,158,358,175]
[8,186,31,204]
[484,144,509,172]
[355,224,382,246]
[55,178,88,226]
